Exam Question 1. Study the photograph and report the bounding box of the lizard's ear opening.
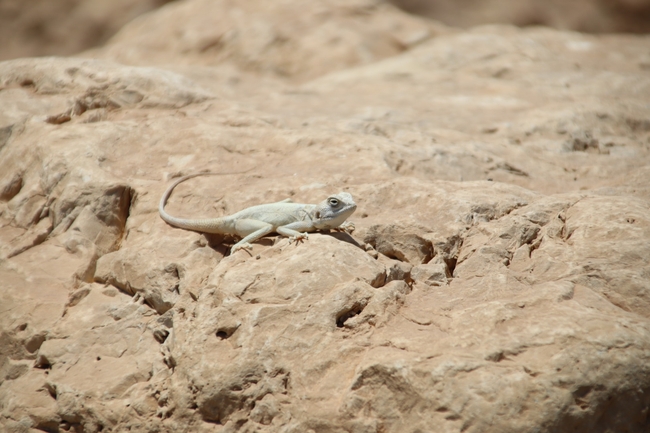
[315,211,321,219]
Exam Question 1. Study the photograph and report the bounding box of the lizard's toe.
[289,233,308,245]
[336,221,355,234]
[231,242,253,253]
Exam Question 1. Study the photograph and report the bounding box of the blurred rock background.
[2,0,649,63]
[0,0,176,61]
[392,0,650,33]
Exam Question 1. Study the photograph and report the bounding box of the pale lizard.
[159,172,357,253]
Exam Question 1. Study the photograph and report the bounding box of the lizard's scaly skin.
[159,172,357,253]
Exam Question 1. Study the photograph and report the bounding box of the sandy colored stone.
[1,1,650,432]
[411,262,449,286]
[88,0,442,83]
[391,0,650,33]
[0,0,174,61]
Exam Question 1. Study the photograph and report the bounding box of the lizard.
[159,172,357,253]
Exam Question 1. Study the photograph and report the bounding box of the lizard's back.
[228,202,316,229]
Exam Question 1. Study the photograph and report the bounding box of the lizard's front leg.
[231,220,275,253]
[276,221,315,246]
[334,221,355,234]
[276,227,309,245]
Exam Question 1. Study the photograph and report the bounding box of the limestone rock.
[1,1,650,432]
[411,262,450,287]
[89,0,442,82]
[0,0,174,61]
[391,0,650,33]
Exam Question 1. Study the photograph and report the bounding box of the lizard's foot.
[231,242,253,254]
[289,233,308,246]
[335,221,355,234]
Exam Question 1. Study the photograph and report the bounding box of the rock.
[378,254,413,284]
[0,370,60,432]
[0,0,175,61]
[89,0,442,82]
[391,0,650,33]
[2,1,650,432]
[364,223,434,264]
[94,248,182,314]
[411,262,450,286]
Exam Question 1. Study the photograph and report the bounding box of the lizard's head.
[312,192,357,230]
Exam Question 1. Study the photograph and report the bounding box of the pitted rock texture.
[1,1,650,433]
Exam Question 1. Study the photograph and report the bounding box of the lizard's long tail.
[158,171,244,234]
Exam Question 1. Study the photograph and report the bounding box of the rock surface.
[1,1,650,432]
[0,0,175,61]
[392,0,650,33]
[3,0,649,64]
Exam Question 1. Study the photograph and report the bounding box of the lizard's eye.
[328,198,339,206]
